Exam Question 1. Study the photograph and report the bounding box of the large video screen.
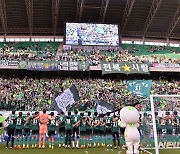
[65,23,119,46]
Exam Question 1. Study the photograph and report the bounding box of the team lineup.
[5,108,122,150]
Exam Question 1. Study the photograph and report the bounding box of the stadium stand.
[0,76,179,112]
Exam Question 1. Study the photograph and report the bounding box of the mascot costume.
[0,115,8,135]
[119,106,140,154]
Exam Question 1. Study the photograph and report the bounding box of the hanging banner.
[27,61,59,71]
[59,61,89,71]
[127,80,152,97]
[101,62,150,75]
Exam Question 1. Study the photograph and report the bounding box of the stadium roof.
[0,0,179,40]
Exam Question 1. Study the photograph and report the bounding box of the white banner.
[55,88,74,114]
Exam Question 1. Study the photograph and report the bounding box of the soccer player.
[14,112,24,149]
[112,114,120,149]
[99,114,106,147]
[172,111,180,135]
[86,112,93,148]
[71,110,81,148]
[93,112,100,147]
[64,111,73,148]
[23,112,31,149]
[34,108,52,148]
[48,112,56,149]
[104,112,113,148]
[6,111,16,149]
[31,112,39,148]
[79,115,87,148]
[56,111,65,148]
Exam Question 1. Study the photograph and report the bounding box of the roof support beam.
[99,0,109,23]
[76,0,84,22]
[0,0,7,36]
[167,6,180,38]
[121,0,135,32]
[143,0,163,37]
[52,0,60,39]
[26,0,33,40]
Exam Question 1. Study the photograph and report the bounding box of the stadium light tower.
[0,0,7,41]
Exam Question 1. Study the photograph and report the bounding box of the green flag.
[127,80,152,97]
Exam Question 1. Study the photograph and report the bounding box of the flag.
[54,85,80,114]
[127,80,152,97]
[96,100,113,114]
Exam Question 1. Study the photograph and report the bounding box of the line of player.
[5,109,124,149]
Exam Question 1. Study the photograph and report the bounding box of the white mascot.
[119,106,140,154]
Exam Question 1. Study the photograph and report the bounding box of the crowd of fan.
[59,49,179,65]
[0,42,58,61]
[0,42,179,65]
[0,77,179,112]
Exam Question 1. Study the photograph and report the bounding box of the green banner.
[17,61,90,71]
[101,62,150,75]
[127,80,152,97]
[59,61,89,71]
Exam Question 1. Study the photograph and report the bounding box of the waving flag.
[54,85,80,114]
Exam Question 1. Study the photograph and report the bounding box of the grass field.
[0,144,180,154]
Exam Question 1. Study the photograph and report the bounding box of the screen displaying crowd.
[65,23,119,46]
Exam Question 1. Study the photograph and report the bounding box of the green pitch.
[0,145,180,154]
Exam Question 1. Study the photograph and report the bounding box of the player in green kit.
[6,111,16,149]
[104,112,113,148]
[93,112,100,147]
[23,112,31,149]
[86,112,93,148]
[71,110,81,148]
[99,115,106,147]
[31,112,39,148]
[173,111,179,135]
[56,111,65,148]
[65,112,73,148]
[14,112,24,149]
[112,114,120,149]
[79,115,87,148]
[48,112,56,149]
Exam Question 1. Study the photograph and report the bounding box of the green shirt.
[71,115,81,125]
[105,116,113,128]
[86,116,93,130]
[56,115,65,128]
[112,120,119,132]
[99,118,105,131]
[80,119,87,131]
[24,116,31,129]
[31,118,39,130]
[93,116,100,130]
[15,116,24,130]
[65,116,73,130]
[48,117,56,131]
[6,115,16,129]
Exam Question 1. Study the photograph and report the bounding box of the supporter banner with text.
[27,61,59,71]
[59,61,89,71]
[0,60,19,66]
[101,62,150,75]
[127,80,152,97]
[153,63,180,68]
